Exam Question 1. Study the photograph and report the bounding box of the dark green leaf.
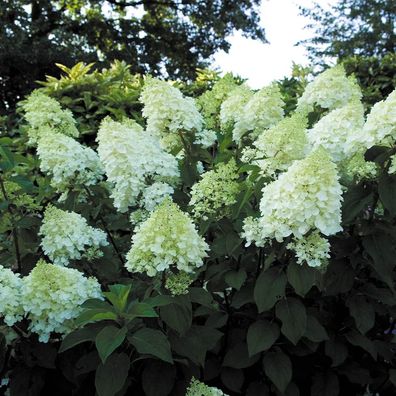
[363,233,396,290]
[221,367,244,393]
[347,295,375,334]
[59,326,100,352]
[287,262,316,297]
[342,184,373,225]
[126,303,158,320]
[325,339,348,367]
[95,353,130,396]
[304,315,329,343]
[247,320,280,356]
[160,302,192,335]
[276,298,307,345]
[378,174,396,216]
[129,328,173,363]
[142,361,176,396]
[225,269,247,290]
[223,342,260,369]
[311,372,339,396]
[345,330,377,360]
[95,325,127,364]
[263,348,292,393]
[170,326,222,366]
[254,268,287,312]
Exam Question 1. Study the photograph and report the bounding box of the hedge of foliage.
[0,62,395,396]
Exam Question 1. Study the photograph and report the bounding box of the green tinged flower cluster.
[37,131,104,195]
[349,89,396,149]
[140,78,209,151]
[97,118,179,212]
[197,74,239,130]
[0,266,24,326]
[165,272,192,296]
[186,378,228,396]
[126,199,209,277]
[243,148,343,245]
[287,231,330,268]
[22,91,78,145]
[252,111,308,175]
[339,150,378,183]
[39,205,108,266]
[22,260,102,342]
[232,83,285,142]
[220,84,253,130]
[308,101,365,162]
[189,160,240,220]
[297,65,362,112]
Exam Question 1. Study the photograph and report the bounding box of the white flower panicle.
[244,147,343,245]
[241,217,266,247]
[308,101,365,162]
[22,260,102,342]
[297,65,362,112]
[97,118,179,212]
[253,111,309,175]
[388,153,396,175]
[22,91,79,145]
[140,78,203,136]
[349,89,396,149]
[339,150,378,183]
[126,199,209,277]
[141,182,175,212]
[220,84,253,130]
[194,128,217,148]
[197,74,239,130]
[232,83,285,142]
[287,232,330,268]
[37,131,103,193]
[0,266,24,326]
[39,205,108,266]
[186,378,228,396]
[189,160,240,220]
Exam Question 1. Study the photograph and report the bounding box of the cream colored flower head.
[39,205,108,266]
[22,260,102,342]
[22,91,79,145]
[126,198,209,277]
[297,65,362,112]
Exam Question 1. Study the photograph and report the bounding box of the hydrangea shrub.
[0,64,395,396]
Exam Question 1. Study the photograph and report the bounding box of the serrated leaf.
[95,326,127,364]
[254,268,287,312]
[247,320,280,356]
[129,328,173,363]
[276,298,307,345]
[160,302,192,335]
[263,349,292,393]
[95,353,130,396]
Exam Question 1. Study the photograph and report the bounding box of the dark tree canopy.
[299,0,396,63]
[0,0,265,113]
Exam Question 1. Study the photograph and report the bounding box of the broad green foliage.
[0,63,395,396]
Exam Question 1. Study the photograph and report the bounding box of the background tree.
[0,0,265,114]
[299,0,396,64]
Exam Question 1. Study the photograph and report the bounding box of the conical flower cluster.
[39,205,108,266]
[126,199,209,276]
[97,118,179,212]
[243,147,343,245]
